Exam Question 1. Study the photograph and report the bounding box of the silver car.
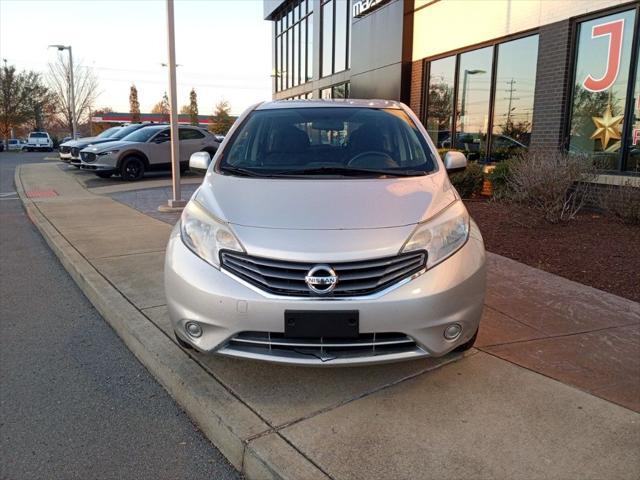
[165,100,486,366]
[79,125,220,180]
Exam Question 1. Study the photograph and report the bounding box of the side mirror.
[189,151,211,173]
[443,151,467,173]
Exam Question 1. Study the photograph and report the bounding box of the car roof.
[256,99,403,110]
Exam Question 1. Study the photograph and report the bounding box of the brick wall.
[409,60,424,120]
[529,19,573,154]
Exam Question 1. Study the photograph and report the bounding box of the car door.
[178,128,207,163]
[145,129,172,170]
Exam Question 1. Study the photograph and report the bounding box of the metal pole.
[68,46,77,139]
[166,0,184,208]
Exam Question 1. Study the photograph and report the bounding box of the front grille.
[220,251,427,297]
[225,331,421,362]
[71,147,80,157]
[80,151,96,163]
[60,146,71,153]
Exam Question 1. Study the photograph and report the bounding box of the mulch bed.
[464,200,640,303]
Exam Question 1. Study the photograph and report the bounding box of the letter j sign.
[583,19,625,92]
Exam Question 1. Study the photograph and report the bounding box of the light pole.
[164,0,185,209]
[459,69,485,133]
[49,45,77,139]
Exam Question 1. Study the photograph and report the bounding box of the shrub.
[449,162,484,199]
[487,159,513,200]
[597,181,640,225]
[505,151,597,223]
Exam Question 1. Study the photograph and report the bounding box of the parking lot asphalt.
[0,152,239,479]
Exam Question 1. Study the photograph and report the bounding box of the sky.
[0,0,273,116]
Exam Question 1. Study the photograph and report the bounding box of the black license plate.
[284,310,359,338]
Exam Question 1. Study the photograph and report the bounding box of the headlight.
[98,150,119,156]
[180,200,243,268]
[401,201,470,269]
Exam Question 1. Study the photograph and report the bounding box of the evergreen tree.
[129,84,141,123]
[189,88,199,125]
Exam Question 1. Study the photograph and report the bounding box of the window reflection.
[455,47,492,161]
[624,33,639,172]
[569,10,635,170]
[491,35,539,161]
[426,56,455,148]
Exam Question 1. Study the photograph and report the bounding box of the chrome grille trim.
[220,251,427,297]
[221,331,425,364]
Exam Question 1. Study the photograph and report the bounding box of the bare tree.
[151,92,170,122]
[48,54,99,135]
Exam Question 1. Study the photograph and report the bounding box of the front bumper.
[165,222,486,366]
[59,151,72,161]
[79,158,116,172]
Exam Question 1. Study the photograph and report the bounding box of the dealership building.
[263,0,639,175]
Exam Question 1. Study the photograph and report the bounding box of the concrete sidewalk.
[17,162,640,480]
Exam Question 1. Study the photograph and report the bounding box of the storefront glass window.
[293,23,299,86]
[300,21,307,87]
[334,0,348,73]
[455,47,492,161]
[333,82,349,99]
[491,35,539,160]
[426,56,455,149]
[321,87,332,99]
[273,1,314,92]
[569,9,636,170]
[322,0,334,77]
[623,39,640,172]
[307,13,314,81]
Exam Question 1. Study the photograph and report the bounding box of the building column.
[529,19,573,154]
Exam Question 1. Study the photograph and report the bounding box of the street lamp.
[164,0,185,209]
[459,69,486,133]
[49,45,77,139]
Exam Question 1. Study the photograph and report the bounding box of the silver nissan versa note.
[164,99,486,366]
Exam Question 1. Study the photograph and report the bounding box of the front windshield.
[97,126,120,138]
[220,107,436,177]
[112,124,145,140]
[120,126,164,143]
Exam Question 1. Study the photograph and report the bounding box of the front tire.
[120,156,145,181]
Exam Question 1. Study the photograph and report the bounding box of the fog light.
[185,321,202,338]
[443,323,462,340]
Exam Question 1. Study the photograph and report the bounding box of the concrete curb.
[15,165,330,480]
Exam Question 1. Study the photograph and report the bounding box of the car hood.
[72,137,124,149]
[83,140,135,152]
[196,170,456,230]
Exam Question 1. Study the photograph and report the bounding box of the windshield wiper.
[219,165,264,177]
[269,166,427,177]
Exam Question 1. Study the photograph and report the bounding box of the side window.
[153,130,171,143]
[179,128,205,140]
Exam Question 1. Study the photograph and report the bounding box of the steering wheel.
[347,151,397,168]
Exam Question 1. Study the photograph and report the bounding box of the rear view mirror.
[189,151,211,173]
[443,151,468,173]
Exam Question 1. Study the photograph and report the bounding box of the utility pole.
[504,78,519,125]
[164,0,185,209]
[49,45,77,138]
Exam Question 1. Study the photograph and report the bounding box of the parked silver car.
[164,100,486,366]
[79,125,220,180]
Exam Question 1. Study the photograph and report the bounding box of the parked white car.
[79,125,220,180]
[24,132,54,151]
[6,139,25,151]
